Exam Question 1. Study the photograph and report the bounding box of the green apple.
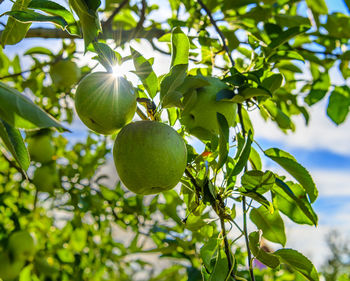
[32,164,59,192]
[180,76,237,140]
[50,60,81,89]
[8,231,35,261]
[27,133,55,163]
[113,121,187,195]
[0,251,25,281]
[75,72,137,135]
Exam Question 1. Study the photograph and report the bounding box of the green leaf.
[306,0,328,14]
[249,231,280,268]
[171,27,189,67]
[249,146,262,170]
[93,42,120,72]
[264,148,318,202]
[209,248,229,281]
[100,185,116,201]
[160,64,188,107]
[69,228,87,252]
[5,10,68,30]
[176,76,210,95]
[241,190,274,213]
[216,113,229,171]
[275,248,319,281]
[218,87,270,103]
[268,25,310,49]
[324,13,350,38]
[275,14,311,28]
[268,50,305,62]
[69,0,101,51]
[327,86,350,125]
[263,100,294,130]
[28,0,79,35]
[131,48,158,99]
[274,178,318,226]
[0,0,31,46]
[230,130,253,176]
[0,82,68,131]
[24,46,54,56]
[57,249,75,263]
[273,181,315,225]
[250,206,286,246]
[304,89,328,106]
[0,119,30,172]
[200,238,218,270]
[241,170,275,194]
[262,74,283,94]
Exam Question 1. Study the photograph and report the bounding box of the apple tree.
[0,0,349,280]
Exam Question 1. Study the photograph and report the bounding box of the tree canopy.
[0,0,349,280]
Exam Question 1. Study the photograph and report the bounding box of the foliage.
[0,0,349,280]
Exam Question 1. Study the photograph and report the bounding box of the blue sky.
[1,0,350,269]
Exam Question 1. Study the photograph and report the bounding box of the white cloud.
[251,99,350,156]
[311,169,350,196]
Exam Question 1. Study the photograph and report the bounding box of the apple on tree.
[113,121,187,195]
[8,231,35,261]
[50,59,81,89]
[27,132,55,163]
[75,72,137,135]
[32,164,59,193]
[0,251,25,281]
[180,76,237,140]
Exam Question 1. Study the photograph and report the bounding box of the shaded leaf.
[249,231,280,268]
[0,119,30,172]
[0,82,68,131]
[216,113,229,171]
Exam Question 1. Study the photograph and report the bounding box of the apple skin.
[75,72,137,135]
[32,165,58,192]
[113,121,187,195]
[0,251,25,281]
[180,76,237,140]
[8,231,35,261]
[27,134,54,163]
[50,60,81,89]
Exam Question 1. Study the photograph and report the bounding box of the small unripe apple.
[8,231,35,261]
[75,72,137,135]
[0,251,25,281]
[50,60,81,89]
[32,165,59,192]
[181,76,237,140]
[27,133,55,163]
[113,121,187,195]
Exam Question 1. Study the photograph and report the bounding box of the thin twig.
[135,0,146,33]
[102,0,129,29]
[136,106,149,120]
[220,214,235,279]
[0,65,43,80]
[196,0,235,66]
[237,104,255,281]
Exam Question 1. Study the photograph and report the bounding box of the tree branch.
[196,0,235,66]
[0,27,166,43]
[102,0,129,29]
